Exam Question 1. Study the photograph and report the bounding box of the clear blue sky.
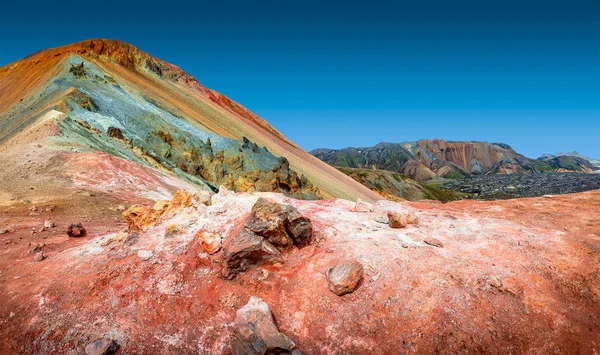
[1,0,599,158]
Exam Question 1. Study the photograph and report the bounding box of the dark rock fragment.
[67,223,87,238]
[232,296,301,355]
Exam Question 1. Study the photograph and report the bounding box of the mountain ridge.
[0,39,380,201]
[311,139,595,181]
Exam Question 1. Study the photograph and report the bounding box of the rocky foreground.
[441,172,600,200]
[1,188,600,353]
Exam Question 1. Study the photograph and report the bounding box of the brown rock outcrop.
[246,198,313,247]
[222,228,282,278]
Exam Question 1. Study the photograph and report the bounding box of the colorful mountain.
[0,39,380,202]
[312,139,594,181]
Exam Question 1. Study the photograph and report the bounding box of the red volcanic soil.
[1,189,599,354]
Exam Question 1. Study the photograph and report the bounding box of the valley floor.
[441,172,600,200]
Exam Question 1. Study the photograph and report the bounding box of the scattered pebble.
[424,237,444,248]
[138,250,153,261]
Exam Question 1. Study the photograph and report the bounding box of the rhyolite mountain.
[312,139,595,181]
[538,152,600,171]
[0,39,379,202]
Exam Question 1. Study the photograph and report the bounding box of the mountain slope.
[336,167,466,202]
[538,152,599,171]
[312,140,593,181]
[0,39,380,202]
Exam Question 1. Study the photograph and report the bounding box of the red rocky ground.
[1,187,599,354]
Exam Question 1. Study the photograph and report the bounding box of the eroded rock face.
[246,198,313,247]
[84,338,119,355]
[122,190,198,232]
[232,296,301,355]
[67,223,87,238]
[326,261,364,296]
[222,228,282,279]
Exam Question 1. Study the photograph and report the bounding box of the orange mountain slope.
[0,39,380,202]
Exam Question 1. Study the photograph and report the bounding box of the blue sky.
[1,0,598,158]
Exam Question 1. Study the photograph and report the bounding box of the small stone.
[388,211,407,229]
[326,260,364,296]
[351,199,374,212]
[33,251,44,262]
[85,338,119,355]
[45,205,56,212]
[138,250,153,261]
[488,276,503,288]
[44,220,55,229]
[232,296,301,355]
[0,229,8,235]
[21,199,30,204]
[192,190,212,207]
[423,237,443,248]
[373,216,389,224]
[371,272,381,282]
[67,223,87,238]
[164,224,179,238]
[195,230,222,254]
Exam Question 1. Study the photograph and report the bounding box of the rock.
[164,224,179,238]
[373,216,389,224]
[351,198,374,212]
[423,237,443,248]
[164,190,194,217]
[33,251,44,262]
[21,199,30,204]
[0,229,8,235]
[246,198,293,247]
[106,126,125,140]
[44,220,54,229]
[84,338,119,355]
[246,198,313,247]
[192,190,212,207]
[122,205,161,232]
[138,250,153,261]
[195,230,222,254]
[388,211,417,229]
[283,206,313,246]
[222,228,282,278]
[406,211,418,224]
[45,205,56,212]
[232,296,301,355]
[326,261,364,296]
[67,223,87,238]
[388,211,408,229]
[31,243,45,253]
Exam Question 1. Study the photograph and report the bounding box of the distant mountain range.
[311,140,596,181]
[538,152,600,171]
